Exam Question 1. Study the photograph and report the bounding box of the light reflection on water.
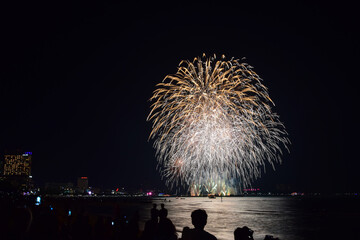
[139,197,300,240]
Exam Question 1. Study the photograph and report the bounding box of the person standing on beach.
[142,207,159,240]
[159,204,168,220]
[150,204,159,220]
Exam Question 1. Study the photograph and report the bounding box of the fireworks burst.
[147,54,289,191]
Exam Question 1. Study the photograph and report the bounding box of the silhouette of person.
[157,217,177,240]
[142,208,159,240]
[151,204,159,219]
[159,203,168,220]
[234,226,254,240]
[181,209,217,240]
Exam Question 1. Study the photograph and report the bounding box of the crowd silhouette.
[1,197,280,240]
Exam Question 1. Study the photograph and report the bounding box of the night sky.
[1,1,359,192]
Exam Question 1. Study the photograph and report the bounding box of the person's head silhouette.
[191,209,208,230]
[234,226,254,240]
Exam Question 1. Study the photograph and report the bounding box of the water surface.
[138,196,359,240]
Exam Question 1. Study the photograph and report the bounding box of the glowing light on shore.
[148,54,289,190]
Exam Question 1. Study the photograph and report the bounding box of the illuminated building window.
[3,152,32,176]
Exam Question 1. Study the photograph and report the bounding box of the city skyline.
[1,2,359,193]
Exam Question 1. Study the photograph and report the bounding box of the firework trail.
[147,54,289,190]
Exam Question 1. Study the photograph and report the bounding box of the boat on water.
[208,194,216,199]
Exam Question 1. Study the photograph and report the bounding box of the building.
[3,152,32,176]
[44,182,74,195]
[77,177,88,193]
[1,151,33,191]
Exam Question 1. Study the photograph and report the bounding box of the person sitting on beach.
[181,209,217,240]
[234,226,254,240]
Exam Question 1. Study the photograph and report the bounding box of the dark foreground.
[1,195,360,240]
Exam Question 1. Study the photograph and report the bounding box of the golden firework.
[148,54,289,189]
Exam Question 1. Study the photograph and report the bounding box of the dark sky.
[1,1,359,192]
